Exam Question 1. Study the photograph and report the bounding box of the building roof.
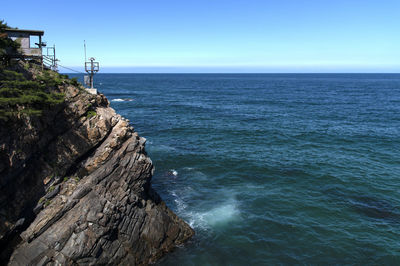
[5,28,44,36]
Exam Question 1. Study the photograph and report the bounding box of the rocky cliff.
[0,63,194,265]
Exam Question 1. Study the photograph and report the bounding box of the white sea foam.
[168,185,240,230]
[169,190,188,214]
[174,197,187,210]
[179,199,239,229]
[170,169,178,176]
[198,202,239,227]
[111,98,134,102]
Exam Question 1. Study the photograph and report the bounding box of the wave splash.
[197,202,240,227]
[171,190,240,229]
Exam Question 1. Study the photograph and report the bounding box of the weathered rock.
[0,64,194,265]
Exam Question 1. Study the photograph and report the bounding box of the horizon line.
[59,71,400,74]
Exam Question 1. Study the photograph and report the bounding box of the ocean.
[70,73,400,264]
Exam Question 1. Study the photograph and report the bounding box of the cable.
[57,63,85,74]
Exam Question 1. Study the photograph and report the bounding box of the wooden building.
[5,28,44,59]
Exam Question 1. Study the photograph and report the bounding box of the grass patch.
[44,200,51,207]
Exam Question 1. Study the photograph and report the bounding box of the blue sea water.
[72,73,400,264]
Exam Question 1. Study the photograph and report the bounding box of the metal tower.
[84,57,99,89]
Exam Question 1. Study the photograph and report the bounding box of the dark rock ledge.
[0,65,194,265]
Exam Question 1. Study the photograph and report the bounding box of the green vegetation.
[0,67,65,120]
[63,176,69,182]
[70,77,79,87]
[0,20,21,65]
[44,199,51,207]
[86,110,97,119]
[0,21,69,121]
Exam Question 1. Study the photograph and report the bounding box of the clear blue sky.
[3,0,400,72]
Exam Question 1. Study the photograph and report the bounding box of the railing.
[19,47,42,57]
[42,54,58,71]
[12,46,58,71]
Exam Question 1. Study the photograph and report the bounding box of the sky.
[2,0,400,73]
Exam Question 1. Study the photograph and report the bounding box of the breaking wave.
[111,98,134,102]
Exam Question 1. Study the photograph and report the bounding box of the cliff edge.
[0,63,194,265]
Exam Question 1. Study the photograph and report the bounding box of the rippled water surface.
[72,73,400,264]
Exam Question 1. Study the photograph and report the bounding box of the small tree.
[0,20,21,66]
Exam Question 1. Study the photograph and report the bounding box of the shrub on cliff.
[0,20,20,66]
[0,67,65,120]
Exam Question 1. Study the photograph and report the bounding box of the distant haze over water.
[61,64,400,74]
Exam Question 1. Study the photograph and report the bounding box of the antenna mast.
[84,40,87,62]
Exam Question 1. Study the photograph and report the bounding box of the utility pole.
[85,57,99,89]
[83,41,99,94]
[84,57,99,94]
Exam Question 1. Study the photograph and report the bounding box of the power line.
[57,63,85,74]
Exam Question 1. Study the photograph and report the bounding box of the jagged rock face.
[0,75,194,264]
